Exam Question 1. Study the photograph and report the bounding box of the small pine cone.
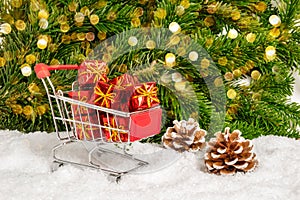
[204,127,258,175]
[162,118,207,152]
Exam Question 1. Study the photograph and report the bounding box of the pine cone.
[204,127,258,175]
[162,118,206,152]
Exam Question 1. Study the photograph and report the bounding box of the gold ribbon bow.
[133,83,160,108]
[94,84,116,107]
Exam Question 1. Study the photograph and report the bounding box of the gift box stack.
[69,60,108,140]
[69,60,162,142]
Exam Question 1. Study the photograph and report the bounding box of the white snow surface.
[0,130,299,200]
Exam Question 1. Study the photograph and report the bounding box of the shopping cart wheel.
[107,174,121,183]
[51,161,64,172]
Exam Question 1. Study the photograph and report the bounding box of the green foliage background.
[0,0,300,140]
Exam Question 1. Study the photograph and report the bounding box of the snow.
[0,130,299,200]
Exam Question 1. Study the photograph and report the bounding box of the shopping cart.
[34,63,162,181]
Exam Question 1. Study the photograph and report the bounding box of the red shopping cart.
[34,63,162,181]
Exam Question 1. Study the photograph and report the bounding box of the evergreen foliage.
[0,0,299,140]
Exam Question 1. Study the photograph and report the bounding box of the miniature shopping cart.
[34,63,162,181]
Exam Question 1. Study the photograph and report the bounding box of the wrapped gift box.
[74,115,101,140]
[101,114,131,142]
[94,81,118,109]
[78,60,108,89]
[68,90,96,116]
[130,82,160,112]
[71,71,162,142]
[94,74,139,112]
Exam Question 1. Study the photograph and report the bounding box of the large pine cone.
[204,127,258,175]
[162,118,206,152]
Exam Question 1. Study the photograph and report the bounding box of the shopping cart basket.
[34,63,162,180]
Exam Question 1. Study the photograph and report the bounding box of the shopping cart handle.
[34,63,80,79]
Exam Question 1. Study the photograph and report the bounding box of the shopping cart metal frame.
[35,63,161,180]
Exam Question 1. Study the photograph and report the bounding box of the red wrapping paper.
[94,81,117,108]
[94,74,139,112]
[74,115,101,140]
[91,73,162,142]
[101,115,132,142]
[68,90,96,116]
[110,74,138,111]
[109,74,139,88]
[130,82,160,112]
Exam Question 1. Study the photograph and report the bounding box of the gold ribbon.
[133,83,160,108]
[76,123,98,140]
[74,91,88,115]
[94,84,116,107]
[104,119,127,142]
[80,62,107,83]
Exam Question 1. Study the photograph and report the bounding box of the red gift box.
[92,73,162,142]
[68,90,97,116]
[74,115,101,140]
[94,74,139,112]
[109,74,139,112]
[94,81,117,108]
[78,60,109,89]
[101,107,162,142]
[101,115,131,142]
[130,82,160,112]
